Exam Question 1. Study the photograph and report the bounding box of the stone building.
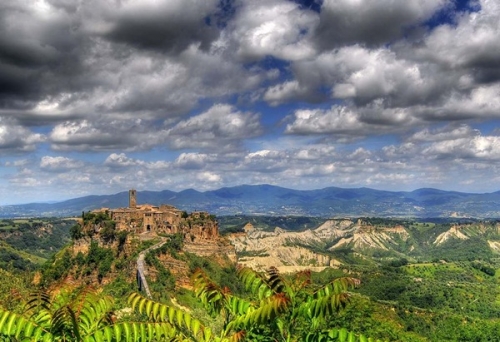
[92,189,218,240]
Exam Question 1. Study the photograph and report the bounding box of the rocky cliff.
[228,219,500,271]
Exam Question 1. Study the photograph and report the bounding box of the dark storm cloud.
[0,0,89,111]
[314,0,446,50]
[103,0,220,53]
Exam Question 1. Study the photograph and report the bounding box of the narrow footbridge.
[136,238,166,298]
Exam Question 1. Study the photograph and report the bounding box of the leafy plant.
[0,287,183,341]
[192,266,379,342]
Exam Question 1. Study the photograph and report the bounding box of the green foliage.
[99,220,117,242]
[471,261,496,276]
[360,262,500,319]
[2,218,73,259]
[387,258,409,268]
[428,236,494,261]
[86,241,115,281]
[0,287,180,341]
[218,215,325,233]
[70,224,83,240]
[0,268,33,312]
[191,267,376,342]
[82,212,116,242]
[128,292,206,341]
[164,233,184,252]
[117,231,129,252]
[83,211,111,225]
[41,239,117,285]
[0,245,38,272]
[41,249,73,282]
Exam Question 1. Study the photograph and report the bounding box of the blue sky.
[1,0,500,204]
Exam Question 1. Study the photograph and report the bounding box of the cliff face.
[64,209,235,289]
[228,219,500,273]
[228,219,412,272]
[228,224,343,273]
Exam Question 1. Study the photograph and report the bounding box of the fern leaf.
[114,323,122,342]
[123,322,131,341]
[152,302,160,320]
[22,320,35,338]
[103,326,113,341]
[4,312,17,335]
[127,293,206,340]
[338,328,347,342]
[191,319,200,337]
[10,313,22,337]
[0,311,10,333]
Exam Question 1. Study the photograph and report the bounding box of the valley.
[2,207,500,341]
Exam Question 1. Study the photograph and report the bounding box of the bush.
[70,224,83,240]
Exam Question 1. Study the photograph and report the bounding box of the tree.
[1,272,380,341]
[0,287,177,341]
[192,266,380,342]
[70,224,83,240]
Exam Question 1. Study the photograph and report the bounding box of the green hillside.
[2,216,500,340]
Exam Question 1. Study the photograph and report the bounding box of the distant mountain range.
[2,185,500,218]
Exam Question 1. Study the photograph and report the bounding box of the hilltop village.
[88,189,219,240]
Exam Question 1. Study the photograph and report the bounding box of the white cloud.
[409,125,478,142]
[166,104,262,150]
[104,153,142,168]
[174,153,213,169]
[264,81,313,106]
[0,118,45,153]
[423,135,500,161]
[196,171,221,183]
[228,0,318,62]
[3,0,500,203]
[416,0,500,74]
[40,156,83,171]
[285,106,366,135]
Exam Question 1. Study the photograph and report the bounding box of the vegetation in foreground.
[2,216,500,340]
[0,267,379,342]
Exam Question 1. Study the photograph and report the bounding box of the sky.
[1,0,500,204]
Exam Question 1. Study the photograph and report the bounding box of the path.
[136,236,167,299]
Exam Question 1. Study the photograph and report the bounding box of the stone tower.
[129,189,137,208]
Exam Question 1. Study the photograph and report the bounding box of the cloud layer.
[1,0,500,204]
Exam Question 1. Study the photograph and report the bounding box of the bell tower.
[129,189,137,208]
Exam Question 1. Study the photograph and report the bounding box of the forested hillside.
[2,215,500,341]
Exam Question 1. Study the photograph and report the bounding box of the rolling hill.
[1,185,500,218]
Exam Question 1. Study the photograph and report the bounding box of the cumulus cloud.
[0,118,45,153]
[423,135,500,161]
[49,120,143,151]
[174,153,213,170]
[101,0,219,53]
[315,0,447,49]
[409,124,479,142]
[40,156,83,171]
[415,0,500,77]
[285,106,368,136]
[197,171,221,183]
[166,104,263,150]
[417,83,500,121]
[104,153,142,168]
[2,0,500,203]
[268,45,449,107]
[228,0,318,62]
[264,81,319,106]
